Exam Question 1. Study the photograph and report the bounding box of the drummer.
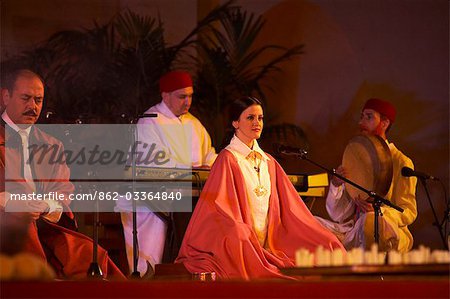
[317,98,417,252]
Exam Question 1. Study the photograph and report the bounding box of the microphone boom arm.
[282,149,404,213]
[282,149,404,246]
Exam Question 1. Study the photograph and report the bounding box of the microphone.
[401,166,438,181]
[139,113,158,118]
[274,143,308,156]
[123,113,157,124]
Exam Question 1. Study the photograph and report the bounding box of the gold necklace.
[250,151,268,197]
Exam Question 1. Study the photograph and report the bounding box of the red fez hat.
[363,98,396,123]
[159,71,193,93]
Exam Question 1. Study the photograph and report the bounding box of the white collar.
[156,101,189,121]
[1,111,32,135]
[227,135,269,161]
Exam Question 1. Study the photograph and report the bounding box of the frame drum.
[342,135,393,199]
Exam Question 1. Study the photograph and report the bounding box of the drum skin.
[342,134,393,200]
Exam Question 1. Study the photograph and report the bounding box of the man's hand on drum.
[353,195,374,212]
[331,165,347,187]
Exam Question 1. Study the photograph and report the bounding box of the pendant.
[253,185,268,197]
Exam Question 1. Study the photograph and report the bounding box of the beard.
[359,122,384,136]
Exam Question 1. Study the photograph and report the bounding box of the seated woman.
[176,96,345,279]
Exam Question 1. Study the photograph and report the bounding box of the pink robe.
[176,150,345,279]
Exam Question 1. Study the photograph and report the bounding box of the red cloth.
[176,150,345,280]
[159,71,193,93]
[0,123,125,280]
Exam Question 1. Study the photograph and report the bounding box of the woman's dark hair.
[220,96,263,149]
[228,96,263,123]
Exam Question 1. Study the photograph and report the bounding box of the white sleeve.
[41,200,63,223]
[136,119,177,168]
[200,128,217,167]
[1,192,62,223]
[190,118,217,167]
[325,184,355,223]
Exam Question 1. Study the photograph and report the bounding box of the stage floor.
[1,277,449,299]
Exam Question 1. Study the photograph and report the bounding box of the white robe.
[116,101,216,274]
[316,142,417,252]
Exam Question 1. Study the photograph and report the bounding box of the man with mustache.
[317,99,417,253]
[117,70,217,275]
[0,69,125,279]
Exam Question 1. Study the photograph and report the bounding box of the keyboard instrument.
[123,166,328,197]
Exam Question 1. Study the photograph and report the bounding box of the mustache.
[23,110,38,116]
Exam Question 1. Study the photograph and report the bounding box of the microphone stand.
[87,170,103,279]
[419,178,448,249]
[128,113,157,278]
[129,120,140,278]
[281,149,403,246]
[442,198,450,249]
[64,118,102,280]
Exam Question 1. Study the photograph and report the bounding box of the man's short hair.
[2,69,44,93]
